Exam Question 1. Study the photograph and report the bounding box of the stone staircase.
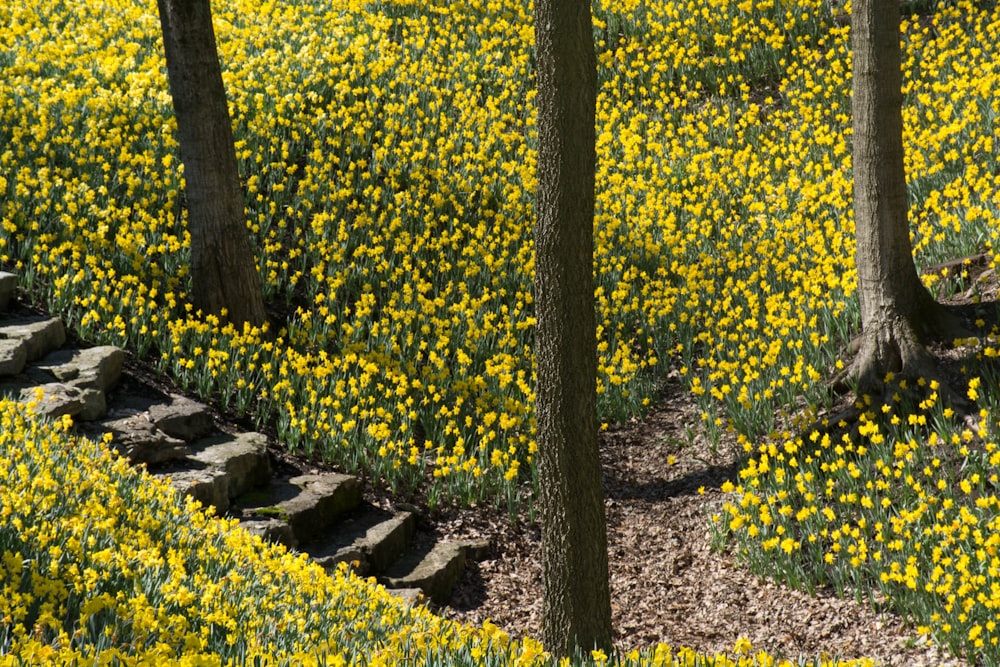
[0,271,485,606]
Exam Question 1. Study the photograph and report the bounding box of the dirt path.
[440,387,968,666]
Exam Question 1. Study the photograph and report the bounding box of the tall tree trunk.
[533,0,612,657]
[157,0,267,327]
[849,0,957,393]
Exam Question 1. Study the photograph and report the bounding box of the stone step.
[19,382,107,421]
[92,411,190,465]
[166,466,231,513]
[0,272,483,613]
[160,431,271,514]
[81,391,217,465]
[0,338,27,376]
[0,273,24,374]
[303,504,416,575]
[33,345,124,394]
[232,472,362,545]
[387,588,425,606]
[380,539,474,605]
[240,517,298,547]
[0,343,125,422]
[0,315,66,365]
[147,394,215,442]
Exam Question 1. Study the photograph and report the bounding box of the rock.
[0,338,27,376]
[0,272,17,311]
[381,540,468,605]
[153,432,271,515]
[281,473,363,543]
[35,346,124,393]
[305,505,416,574]
[167,468,231,514]
[100,413,189,465]
[0,316,66,362]
[235,473,362,545]
[148,394,214,441]
[457,538,493,561]
[187,432,271,499]
[320,544,369,574]
[77,389,109,421]
[240,518,297,548]
[386,588,426,607]
[22,382,106,420]
[354,510,417,572]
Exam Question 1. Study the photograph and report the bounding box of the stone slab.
[0,338,27,376]
[167,468,231,514]
[240,518,297,548]
[148,394,214,441]
[381,540,467,605]
[0,316,66,362]
[386,587,425,607]
[235,472,361,545]
[306,505,416,574]
[187,432,271,499]
[99,413,189,465]
[35,345,124,393]
[21,382,106,420]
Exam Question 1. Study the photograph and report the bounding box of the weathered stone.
[386,588,426,607]
[77,390,108,420]
[187,432,271,499]
[305,506,416,574]
[315,544,369,574]
[35,346,124,393]
[148,394,214,441]
[0,316,65,362]
[381,540,467,604]
[167,468,231,514]
[101,414,189,465]
[456,538,492,562]
[284,474,363,543]
[0,272,17,311]
[22,382,106,420]
[0,338,27,376]
[236,473,361,545]
[240,518,297,548]
[353,510,416,572]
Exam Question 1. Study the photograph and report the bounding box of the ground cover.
[445,386,970,665]
[0,396,873,665]
[2,0,997,502]
[4,0,1000,663]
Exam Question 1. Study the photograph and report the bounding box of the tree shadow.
[602,457,745,503]
[445,559,490,613]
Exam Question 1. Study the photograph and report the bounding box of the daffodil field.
[4,0,1000,662]
[0,398,872,665]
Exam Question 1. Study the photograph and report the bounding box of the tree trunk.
[849,0,955,393]
[157,0,267,328]
[533,0,612,657]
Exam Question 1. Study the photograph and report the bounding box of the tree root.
[829,301,974,409]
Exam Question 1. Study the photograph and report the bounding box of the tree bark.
[533,0,612,657]
[157,0,267,327]
[849,0,956,393]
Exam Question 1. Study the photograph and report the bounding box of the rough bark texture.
[533,0,612,656]
[157,0,267,327]
[849,0,948,393]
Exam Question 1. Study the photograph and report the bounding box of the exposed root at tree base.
[831,301,974,407]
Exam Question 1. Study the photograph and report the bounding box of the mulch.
[436,386,968,666]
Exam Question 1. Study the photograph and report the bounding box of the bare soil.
[436,386,968,666]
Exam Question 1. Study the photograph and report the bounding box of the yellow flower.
[733,636,753,655]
